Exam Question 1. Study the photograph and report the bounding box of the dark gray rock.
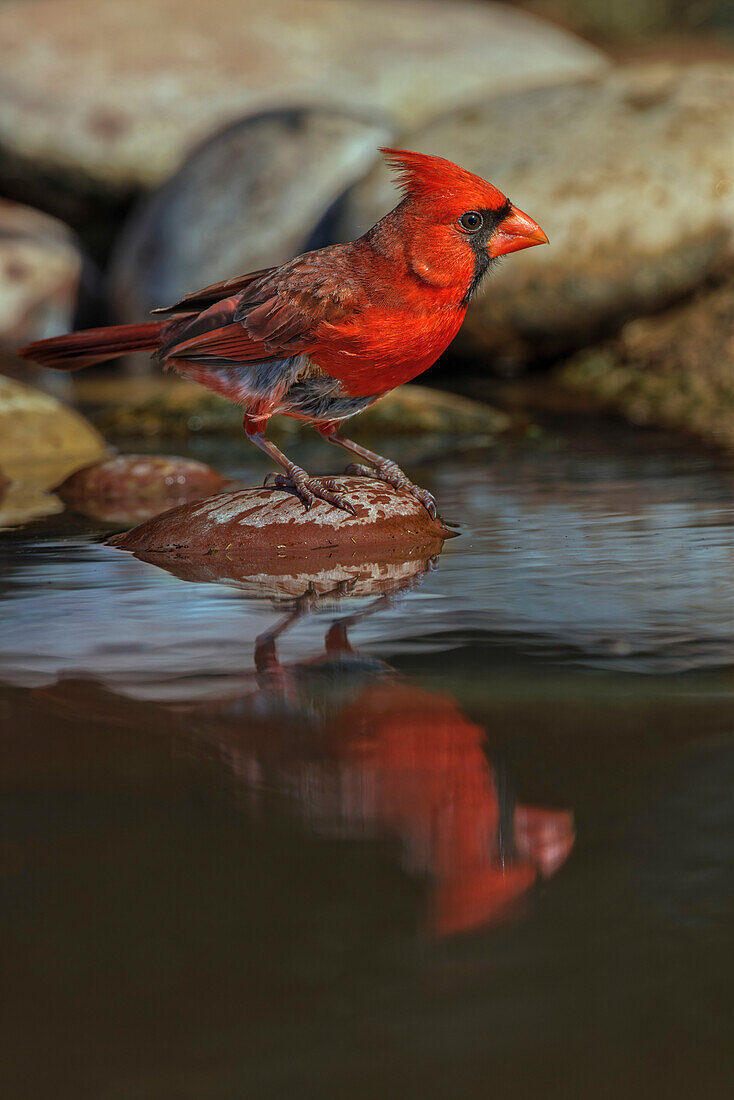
[110,109,391,321]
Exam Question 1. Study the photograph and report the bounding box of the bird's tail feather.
[18,321,164,371]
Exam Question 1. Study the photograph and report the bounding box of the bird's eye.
[458,211,483,233]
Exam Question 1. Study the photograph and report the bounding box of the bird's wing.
[151,268,275,317]
[158,249,363,365]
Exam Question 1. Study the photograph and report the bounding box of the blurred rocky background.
[0,0,733,501]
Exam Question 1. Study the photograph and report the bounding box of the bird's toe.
[309,478,358,516]
[351,461,437,518]
[343,463,375,479]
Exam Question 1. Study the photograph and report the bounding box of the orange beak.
[488,204,548,258]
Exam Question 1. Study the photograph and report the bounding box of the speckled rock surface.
[557,276,734,450]
[0,0,605,194]
[56,454,226,524]
[110,478,453,565]
[0,200,82,348]
[73,377,511,439]
[337,63,734,367]
[111,109,392,322]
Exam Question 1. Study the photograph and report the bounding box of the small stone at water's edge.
[57,454,226,524]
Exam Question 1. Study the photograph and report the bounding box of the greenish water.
[1,422,733,1099]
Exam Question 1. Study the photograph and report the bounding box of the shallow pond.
[2,421,733,1098]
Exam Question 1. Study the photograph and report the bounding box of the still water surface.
[1,423,733,1098]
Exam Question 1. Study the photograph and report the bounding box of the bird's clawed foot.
[264,470,357,516]
[345,462,437,519]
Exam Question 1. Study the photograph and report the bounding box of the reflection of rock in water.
[129,548,441,602]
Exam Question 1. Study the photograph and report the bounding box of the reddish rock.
[110,477,453,588]
[57,454,225,523]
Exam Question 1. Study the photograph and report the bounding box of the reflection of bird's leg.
[323,579,426,656]
[253,591,324,689]
[254,588,328,669]
[324,621,354,656]
[315,420,437,518]
[244,414,356,515]
[255,610,301,673]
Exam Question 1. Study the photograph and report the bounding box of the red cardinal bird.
[19,149,547,516]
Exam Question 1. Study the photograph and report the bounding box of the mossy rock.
[0,373,107,527]
[73,376,511,441]
[0,374,106,477]
[557,277,734,449]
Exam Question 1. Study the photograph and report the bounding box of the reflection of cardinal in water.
[38,588,574,938]
[201,597,575,938]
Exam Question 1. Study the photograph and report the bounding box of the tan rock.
[0,375,106,476]
[337,63,734,366]
[0,200,82,348]
[0,0,605,192]
[0,477,65,530]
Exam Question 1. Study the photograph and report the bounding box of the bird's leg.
[244,414,356,515]
[315,421,437,519]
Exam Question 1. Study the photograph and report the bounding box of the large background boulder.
[336,63,734,369]
[0,0,605,218]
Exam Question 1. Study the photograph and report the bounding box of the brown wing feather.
[163,320,273,365]
[159,245,365,366]
[151,268,275,317]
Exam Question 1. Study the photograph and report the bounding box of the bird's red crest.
[380,147,507,211]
